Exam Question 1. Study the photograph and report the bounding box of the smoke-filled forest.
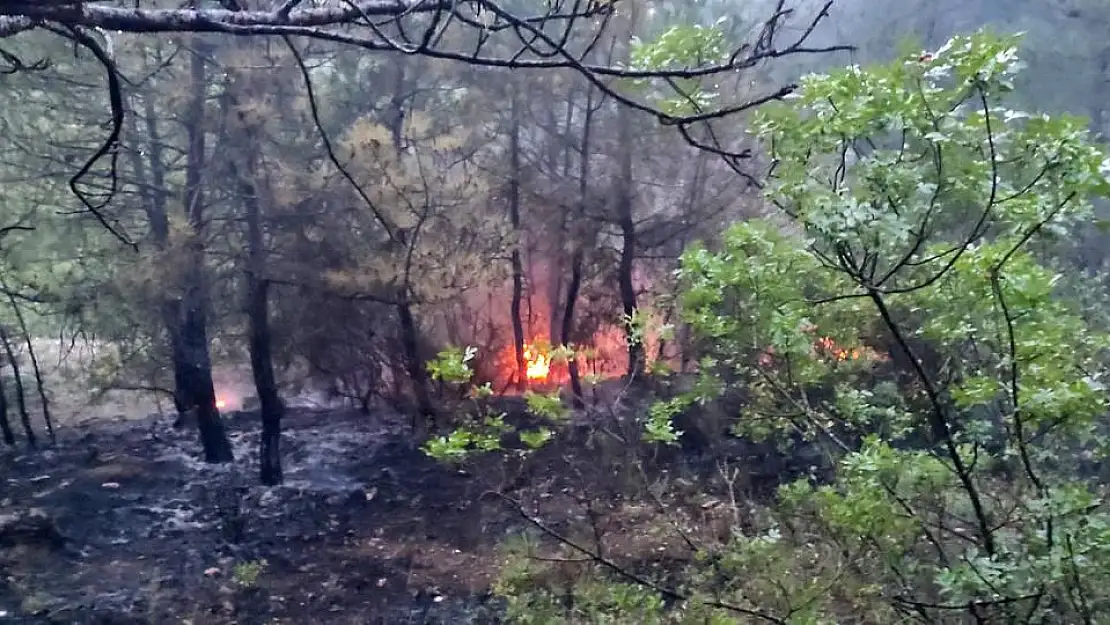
[3,0,1110,622]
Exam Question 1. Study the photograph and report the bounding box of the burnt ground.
[0,403,809,625]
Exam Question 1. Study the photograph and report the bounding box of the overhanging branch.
[0,0,849,238]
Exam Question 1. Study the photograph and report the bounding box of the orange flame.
[524,345,551,380]
[215,397,227,410]
[814,336,888,362]
[758,333,889,368]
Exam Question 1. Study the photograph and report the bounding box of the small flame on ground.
[524,345,551,380]
[215,398,227,410]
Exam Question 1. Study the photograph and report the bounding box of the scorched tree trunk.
[179,39,233,463]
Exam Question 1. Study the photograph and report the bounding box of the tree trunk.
[1093,46,1110,138]
[382,61,436,427]
[0,368,13,446]
[614,8,644,379]
[180,41,233,463]
[616,106,643,378]
[547,249,564,346]
[136,91,192,423]
[562,85,595,407]
[249,262,283,485]
[246,175,283,483]
[548,88,579,344]
[508,87,527,389]
[0,328,33,449]
[561,248,585,407]
[246,218,283,482]
[386,55,409,151]
[7,297,54,444]
[398,300,435,429]
[223,74,285,484]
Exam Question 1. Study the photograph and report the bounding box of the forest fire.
[814,335,889,363]
[815,336,863,361]
[758,333,890,368]
[524,345,551,380]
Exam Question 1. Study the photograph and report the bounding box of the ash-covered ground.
[0,392,811,625]
[0,409,523,624]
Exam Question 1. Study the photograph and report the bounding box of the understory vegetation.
[427,34,1110,623]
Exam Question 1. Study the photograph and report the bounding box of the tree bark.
[615,7,643,379]
[246,173,283,482]
[7,295,53,444]
[1092,46,1110,138]
[247,229,283,484]
[561,248,585,407]
[547,87,579,344]
[222,65,286,485]
[0,366,13,446]
[508,86,527,389]
[562,85,595,407]
[616,106,642,378]
[398,300,435,427]
[180,40,233,463]
[136,90,192,422]
[0,327,33,449]
[385,55,409,151]
[384,65,436,427]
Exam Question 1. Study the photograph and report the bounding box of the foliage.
[469,30,1110,623]
[422,347,563,462]
[628,20,729,115]
[232,559,267,588]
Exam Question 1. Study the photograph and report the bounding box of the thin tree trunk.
[126,75,189,423]
[6,295,53,444]
[386,55,409,151]
[0,369,13,446]
[0,327,33,448]
[181,40,233,463]
[138,91,191,421]
[562,85,596,406]
[508,87,527,389]
[223,71,285,485]
[612,6,644,379]
[561,90,576,178]
[616,108,643,378]
[398,301,435,427]
[547,250,564,346]
[384,65,435,426]
[561,248,585,407]
[548,88,579,344]
[248,234,283,485]
[665,151,708,371]
[655,305,673,362]
[1092,47,1110,138]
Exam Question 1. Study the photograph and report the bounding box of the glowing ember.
[524,345,551,380]
[215,398,227,410]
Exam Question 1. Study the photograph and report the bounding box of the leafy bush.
[430,30,1110,623]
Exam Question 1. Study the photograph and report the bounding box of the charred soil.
[0,400,805,624]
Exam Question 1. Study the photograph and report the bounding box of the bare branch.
[44,24,136,247]
[1,0,848,238]
[0,43,49,73]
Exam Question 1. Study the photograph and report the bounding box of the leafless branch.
[1,0,848,237]
[44,24,136,247]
